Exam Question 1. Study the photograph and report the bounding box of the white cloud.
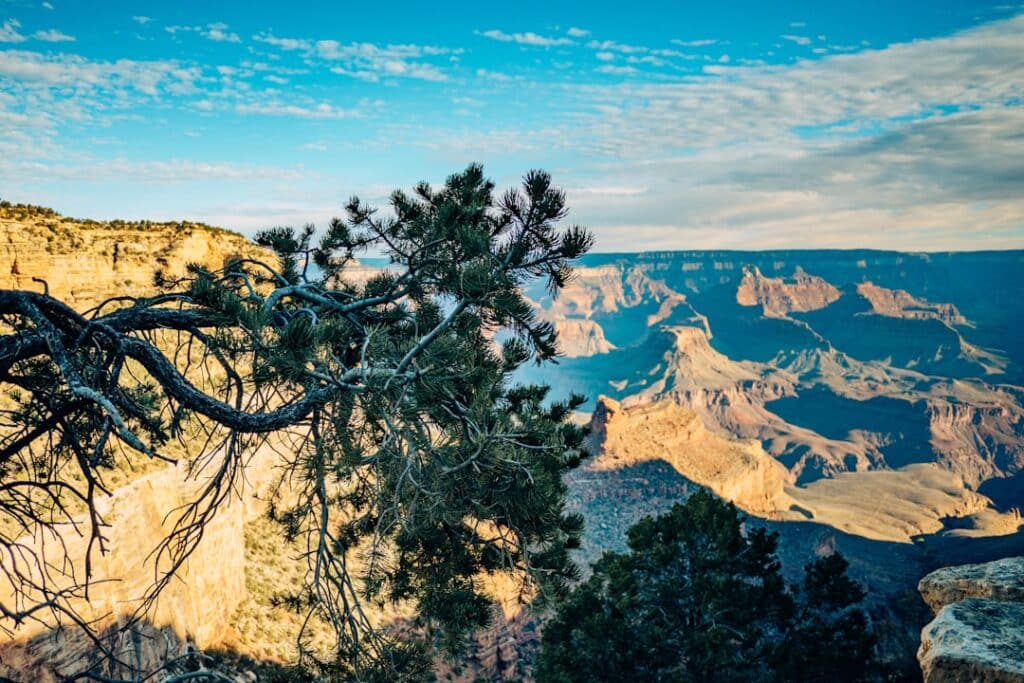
[315,40,451,81]
[567,27,590,38]
[32,28,74,42]
[475,68,514,81]
[0,19,26,43]
[423,14,1024,249]
[202,23,240,43]
[253,32,310,51]
[0,50,198,95]
[132,16,151,25]
[234,101,358,119]
[479,29,574,47]
[41,2,54,9]
[671,38,718,47]
[166,22,240,43]
[165,24,199,35]
[596,64,638,75]
[586,39,647,54]
[251,33,454,82]
[780,34,812,46]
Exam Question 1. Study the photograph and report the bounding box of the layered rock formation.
[919,557,1024,612]
[856,282,968,326]
[550,318,615,357]
[587,395,794,516]
[918,557,1024,682]
[736,265,840,316]
[0,205,288,679]
[0,203,267,308]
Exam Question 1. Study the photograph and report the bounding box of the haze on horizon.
[1,0,1022,252]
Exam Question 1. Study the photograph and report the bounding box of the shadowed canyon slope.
[526,250,1024,676]
[522,251,1024,494]
[523,259,1022,587]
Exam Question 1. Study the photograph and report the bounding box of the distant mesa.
[736,265,841,316]
[856,281,969,326]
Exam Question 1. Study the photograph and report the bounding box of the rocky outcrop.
[0,453,258,681]
[0,204,270,308]
[857,282,968,326]
[587,395,794,516]
[918,557,1024,682]
[929,399,1024,488]
[0,206,283,680]
[919,557,1024,613]
[551,318,615,357]
[736,265,840,316]
[534,263,686,322]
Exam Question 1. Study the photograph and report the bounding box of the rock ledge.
[918,557,1024,682]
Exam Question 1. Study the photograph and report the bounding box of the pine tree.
[0,165,593,679]
[536,490,877,683]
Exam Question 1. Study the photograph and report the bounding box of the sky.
[1,0,1022,252]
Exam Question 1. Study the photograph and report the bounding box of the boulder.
[918,557,1024,682]
[919,599,1024,683]
[919,556,1024,613]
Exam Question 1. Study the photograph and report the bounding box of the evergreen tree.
[536,490,877,683]
[0,165,592,679]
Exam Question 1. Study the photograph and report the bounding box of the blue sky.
[1,0,1022,251]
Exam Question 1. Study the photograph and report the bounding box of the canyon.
[0,206,1021,680]
[522,249,1024,676]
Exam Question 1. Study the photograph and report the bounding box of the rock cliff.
[550,318,615,357]
[587,395,795,516]
[736,265,840,316]
[0,205,284,680]
[0,203,268,307]
[856,282,968,326]
[918,556,1024,682]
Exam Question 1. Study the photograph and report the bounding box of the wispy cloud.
[0,49,198,95]
[478,29,574,47]
[0,19,75,43]
[234,101,359,119]
[252,33,456,82]
[780,34,812,46]
[567,27,590,38]
[475,68,515,81]
[166,22,241,43]
[131,16,151,25]
[671,38,718,47]
[252,32,310,51]
[202,22,240,43]
[32,28,74,42]
[427,14,1024,249]
[0,19,26,42]
[596,64,638,75]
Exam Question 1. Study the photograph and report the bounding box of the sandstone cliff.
[550,318,615,357]
[0,205,287,680]
[0,203,268,307]
[586,395,795,516]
